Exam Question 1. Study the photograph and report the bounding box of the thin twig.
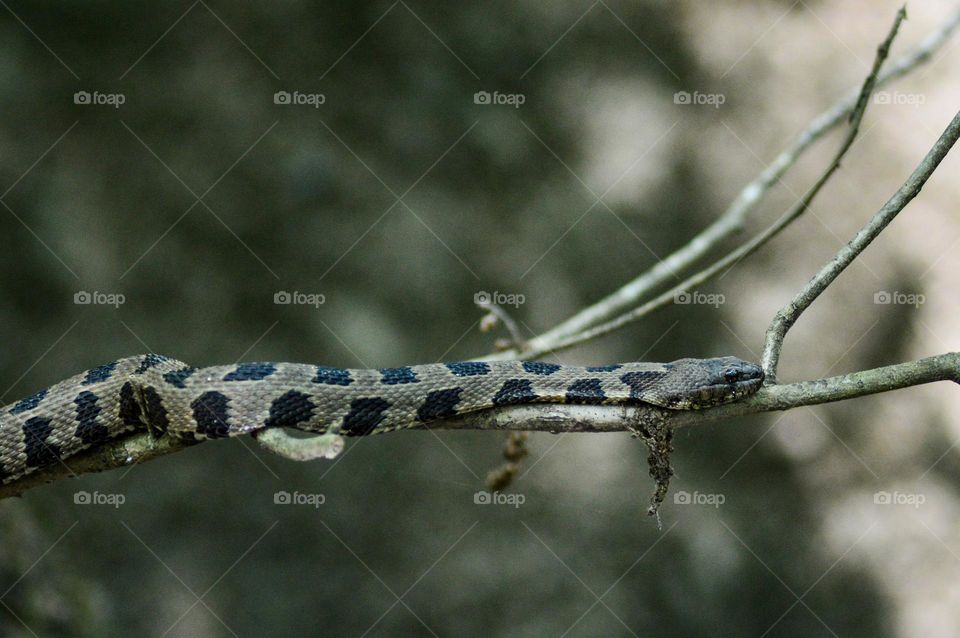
[489,5,960,362]
[761,109,960,381]
[475,299,527,350]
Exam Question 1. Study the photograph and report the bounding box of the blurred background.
[0,1,958,635]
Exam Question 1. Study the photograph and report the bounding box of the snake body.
[0,354,763,484]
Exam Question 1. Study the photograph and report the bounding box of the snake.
[0,354,763,484]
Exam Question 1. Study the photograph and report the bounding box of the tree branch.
[4,352,957,499]
[497,5,906,358]
[761,109,960,381]
[435,352,960,431]
[489,4,960,362]
[0,429,198,500]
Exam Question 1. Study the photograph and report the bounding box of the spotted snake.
[0,354,763,484]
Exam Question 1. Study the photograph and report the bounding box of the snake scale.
[0,354,763,484]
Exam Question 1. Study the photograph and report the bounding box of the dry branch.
[489,5,960,361]
[761,110,960,381]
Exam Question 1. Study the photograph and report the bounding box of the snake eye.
[723,368,739,382]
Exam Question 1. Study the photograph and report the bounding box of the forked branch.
[490,4,959,361]
[762,110,960,381]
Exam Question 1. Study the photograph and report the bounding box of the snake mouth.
[729,377,764,395]
[692,376,764,408]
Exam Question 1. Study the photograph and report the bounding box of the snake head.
[662,356,764,409]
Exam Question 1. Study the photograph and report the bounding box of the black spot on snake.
[9,388,47,414]
[23,416,60,468]
[119,382,144,428]
[82,362,117,385]
[341,397,391,435]
[142,386,170,434]
[74,390,109,444]
[417,388,463,421]
[493,379,538,406]
[191,391,231,438]
[380,367,419,385]
[522,362,561,375]
[586,364,622,372]
[565,378,606,405]
[312,366,352,386]
[264,390,316,428]
[445,362,490,377]
[163,367,196,389]
[223,363,277,382]
[620,370,669,400]
[135,353,170,374]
